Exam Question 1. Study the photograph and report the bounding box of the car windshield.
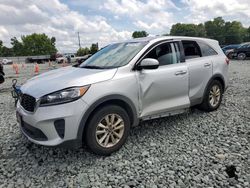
[222,45,239,50]
[238,43,250,48]
[80,42,147,69]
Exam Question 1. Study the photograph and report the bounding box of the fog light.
[54,119,65,139]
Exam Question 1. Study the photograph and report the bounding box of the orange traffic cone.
[15,64,19,74]
[34,63,39,74]
[13,63,18,71]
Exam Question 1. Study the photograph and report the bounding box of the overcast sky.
[0,0,250,53]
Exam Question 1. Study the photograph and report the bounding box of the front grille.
[21,120,48,141]
[20,94,36,112]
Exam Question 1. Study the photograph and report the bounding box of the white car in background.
[1,58,13,65]
[56,54,77,64]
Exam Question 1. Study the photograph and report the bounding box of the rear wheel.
[85,105,130,155]
[198,80,223,112]
[237,53,246,60]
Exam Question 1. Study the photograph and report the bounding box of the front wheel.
[85,105,130,155]
[237,53,246,60]
[198,80,223,112]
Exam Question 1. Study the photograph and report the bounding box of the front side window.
[198,42,218,56]
[80,42,147,69]
[144,42,181,66]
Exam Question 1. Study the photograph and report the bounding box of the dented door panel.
[138,63,190,117]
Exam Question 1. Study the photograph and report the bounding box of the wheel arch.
[203,74,225,99]
[77,95,139,143]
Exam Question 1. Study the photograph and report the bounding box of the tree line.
[0,32,99,57]
[132,17,250,45]
[76,43,99,56]
[0,33,57,57]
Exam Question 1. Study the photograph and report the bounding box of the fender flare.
[76,94,139,143]
[202,74,225,102]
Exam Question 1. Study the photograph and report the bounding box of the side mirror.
[137,58,159,70]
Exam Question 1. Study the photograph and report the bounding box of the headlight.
[40,85,90,106]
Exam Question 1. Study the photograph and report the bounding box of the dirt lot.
[0,61,249,188]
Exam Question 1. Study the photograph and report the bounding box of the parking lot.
[0,61,249,187]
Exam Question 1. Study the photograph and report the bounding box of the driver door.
[137,41,190,117]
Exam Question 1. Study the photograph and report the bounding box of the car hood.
[21,66,117,98]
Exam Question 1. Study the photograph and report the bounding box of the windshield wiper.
[81,65,104,69]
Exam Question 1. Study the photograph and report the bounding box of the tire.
[237,53,246,60]
[85,105,130,155]
[198,80,223,112]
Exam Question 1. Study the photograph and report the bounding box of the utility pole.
[77,32,81,49]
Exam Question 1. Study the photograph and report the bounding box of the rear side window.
[144,42,181,66]
[182,40,201,59]
[198,42,218,56]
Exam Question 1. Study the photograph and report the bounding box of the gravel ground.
[0,61,249,188]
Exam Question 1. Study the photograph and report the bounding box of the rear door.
[137,41,190,117]
[182,40,215,105]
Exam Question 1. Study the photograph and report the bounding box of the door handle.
[204,63,211,67]
[175,70,187,75]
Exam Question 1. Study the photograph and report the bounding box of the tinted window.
[198,42,218,56]
[240,44,247,48]
[240,44,250,48]
[182,41,201,59]
[144,42,180,66]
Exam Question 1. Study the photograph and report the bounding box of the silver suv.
[16,36,229,155]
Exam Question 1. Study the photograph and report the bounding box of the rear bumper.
[16,98,89,148]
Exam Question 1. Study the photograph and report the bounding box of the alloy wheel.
[238,53,246,60]
[209,85,221,107]
[95,114,125,148]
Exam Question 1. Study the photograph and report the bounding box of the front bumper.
[16,98,89,148]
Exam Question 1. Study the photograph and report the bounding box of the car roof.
[222,44,240,48]
[117,36,221,53]
[225,44,240,47]
[122,36,218,44]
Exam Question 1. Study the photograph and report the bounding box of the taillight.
[225,58,229,65]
